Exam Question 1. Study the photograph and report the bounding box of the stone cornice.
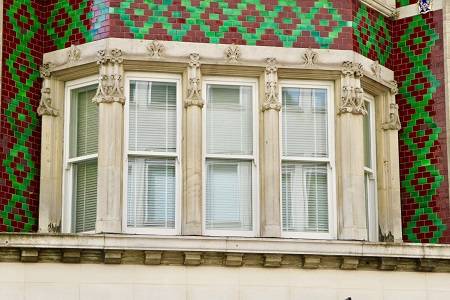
[42,39,395,90]
[2,234,450,271]
[359,0,396,18]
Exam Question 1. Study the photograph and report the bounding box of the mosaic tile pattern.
[353,1,392,66]
[44,0,109,52]
[394,11,449,243]
[0,0,44,231]
[109,0,353,49]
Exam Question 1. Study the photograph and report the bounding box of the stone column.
[379,82,402,242]
[337,61,368,240]
[183,53,203,235]
[261,58,281,237]
[37,63,63,232]
[92,49,125,233]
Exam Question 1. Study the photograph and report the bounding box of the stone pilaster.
[261,58,281,237]
[183,53,203,235]
[37,64,64,233]
[93,49,125,233]
[337,61,367,240]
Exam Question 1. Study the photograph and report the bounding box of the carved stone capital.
[262,57,281,112]
[302,48,318,66]
[37,63,58,117]
[147,40,165,58]
[185,53,204,108]
[339,61,367,115]
[390,9,399,20]
[389,80,398,95]
[382,103,401,131]
[92,49,125,104]
[225,44,241,63]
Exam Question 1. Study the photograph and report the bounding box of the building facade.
[1,0,450,299]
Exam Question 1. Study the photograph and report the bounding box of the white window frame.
[279,80,336,239]
[123,72,182,235]
[202,76,259,237]
[62,75,99,233]
[364,94,378,241]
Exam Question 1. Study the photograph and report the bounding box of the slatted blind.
[206,85,253,155]
[205,160,252,231]
[205,83,253,232]
[281,88,328,158]
[127,158,176,228]
[282,163,328,232]
[70,87,98,158]
[69,84,98,233]
[127,80,178,230]
[72,160,97,233]
[281,86,329,234]
[129,81,177,153]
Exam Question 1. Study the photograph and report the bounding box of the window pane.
[69,85,98,158]
[127,157,176,229]
[282,162,328,233]
[282,87,328,158]
[206,84,253,155]
[206,159,252,231]
[128,80,177,153]
[72,160,97,233]
[363,100,372,168]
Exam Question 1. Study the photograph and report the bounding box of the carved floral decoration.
[225,44,241,63]
[37,63,58,116]
[339,61,367,115]
[147,40,165,58]
[262,57,281,111]
[92,49,125,104]
[185,53,204,108]
[302,48,318,66]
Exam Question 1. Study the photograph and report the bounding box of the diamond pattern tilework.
[394,11,449,243]
[353,1,392,67]
[109,0,353,49]
[0,0,44,232]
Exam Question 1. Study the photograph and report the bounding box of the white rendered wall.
[1,263,450,300]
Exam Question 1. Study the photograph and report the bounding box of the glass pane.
[282,87,328,158]
[282,162,328,233]
[72,160,97,233]
[69,84,98,158]
[206,159,252,231]
[363,100,372,168]
[206,84,253,155]
[127,157,176,229]
[128,80,177,153]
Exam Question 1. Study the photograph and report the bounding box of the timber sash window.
[64,82,99,233]
[204,79,257,236]
[125,75,181,234]
[363,94,378,241]
[280,83,334,238]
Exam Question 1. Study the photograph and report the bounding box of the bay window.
[63,79,99,233]
[363,94,378,241]
[203,78,258,236]
[124,74,181,234]
[280,82,334,238]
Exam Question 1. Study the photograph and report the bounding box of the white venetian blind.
[282,88,328,158]
[205,83,254,233]
[206,160,252,231]
[282,163,328,232]
[127,80,178,231]
[70,87,98,158]
[127,158,175,228]
[206,85,253,155]
[68,84,98,233]
[281,86,330,235]
[72,160,97,232]
[129,81,177,153]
